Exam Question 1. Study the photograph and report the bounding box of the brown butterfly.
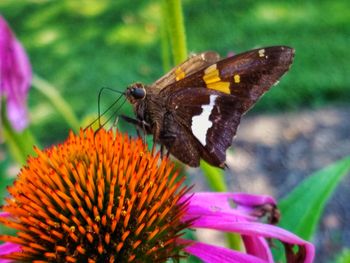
[122,46,295,168]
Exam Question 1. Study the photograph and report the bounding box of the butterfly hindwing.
[165,88,244,167]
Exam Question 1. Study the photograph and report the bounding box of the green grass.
[0,0,349,143]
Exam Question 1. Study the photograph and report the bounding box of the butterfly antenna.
[98,87,125,127]
[85,87,125,130]
[96,96,128,133]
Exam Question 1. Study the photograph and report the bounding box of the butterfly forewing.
[151,51,220,90]
[213,46,294,111]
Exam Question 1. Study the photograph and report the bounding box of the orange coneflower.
[0,129,191,262]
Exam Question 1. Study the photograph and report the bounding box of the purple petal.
[0,242,20,263]
[178,238,267,263]
[0,15,32,131]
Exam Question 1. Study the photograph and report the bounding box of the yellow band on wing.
[203,64,231,94]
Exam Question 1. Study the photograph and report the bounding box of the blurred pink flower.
[0,15,32,131]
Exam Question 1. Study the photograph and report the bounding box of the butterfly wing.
[150,51,220,90]
[160,46,294,167]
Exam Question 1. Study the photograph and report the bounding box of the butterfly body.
[125,46,295,168]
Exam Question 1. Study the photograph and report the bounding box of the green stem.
[200,160,227,192]
[162,0,187,64]
[160,0,171,72]
[32,74,80,132]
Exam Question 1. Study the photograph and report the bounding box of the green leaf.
[279,156,350,240]
[32,74,80,132]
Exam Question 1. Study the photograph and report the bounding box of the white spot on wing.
[191,95,218,146]
[258,49,265,57]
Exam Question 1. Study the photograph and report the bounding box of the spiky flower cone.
[0,129,191,262]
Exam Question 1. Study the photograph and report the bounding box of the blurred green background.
[1,0,349,145]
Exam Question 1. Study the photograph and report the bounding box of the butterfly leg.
[160,144,165,159]
[158,132,176,158]
[120,115,150,143]
[120,115,150,128]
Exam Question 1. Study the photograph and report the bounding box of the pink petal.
[0,242,20,263]
[192,215,314,263]
[182,193,314,262]
[178,238,267,263]
[182,193,257,221]
[242,235,273,262]
[233,193,276,207]
[233,193,276,214]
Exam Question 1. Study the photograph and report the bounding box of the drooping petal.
[0,242,21,262]
[242,235,273,262]
[178,238,267,263]
[0,15,32,131]
[192,216,314,263]
[181,192,257,221]
[182,192,314,262]
[232,193,276,207]
[181,192,279,225]
[233,193,280,225]
[0,212,10,218]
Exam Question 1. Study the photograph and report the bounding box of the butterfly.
[122,46,295,168]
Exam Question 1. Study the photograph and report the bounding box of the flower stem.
[161,0,187,65]
[200,161,227,191]
[32,74,80,132]
[160,1,171,73]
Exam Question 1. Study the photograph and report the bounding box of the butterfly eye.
[131,87,146,100]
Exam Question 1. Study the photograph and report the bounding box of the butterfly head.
[126,83,146,104]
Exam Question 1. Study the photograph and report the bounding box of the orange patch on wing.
[203,64,230,94]
[175,67,186,81]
